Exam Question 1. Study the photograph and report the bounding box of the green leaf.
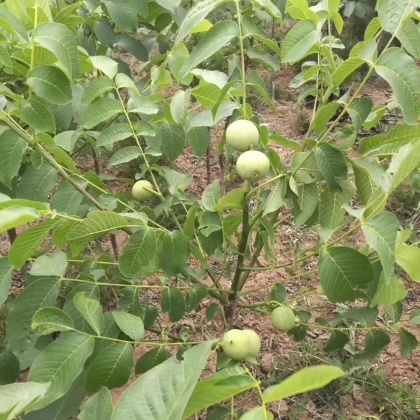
[349,97,373,132]
[81,76,115,106]
[113,311,144,341]
[54,130,82,153]
[161,122,185,161]
[48,145,77,175]
[94,18,116,47]
[180,21,239,77]
[318,247,375,303]
[0,258,12,305]
[0,129,26,188]
[281,20,320,63]
[127,93,159,115]
[51,180,85,215]
[332,56,364,86]
[192,82,221,109]
[183,366,255,418]
[27,65,72,105]
[170,89,191,124]
[387,140,420,192]
[240,407,274,420]
[29,250,68,277]
[396,244,420,282]
[334,307,379,326]
[371,275,407,306]
[263,365,346,403]
[0,382,49,420]
[176,0,230,42]
[78,386,113,420]
[22,97,56,133]
[16,162,58,202]
[89,56,118,79]
[25,372,87,420]
[0,207,39,235]
[135,346,169,374]
[314,143,348,191]
[0,7,28,41]
[410,310,420,325]
[246,47,280,72]
[376,0,416,33]
[201,180,221,212]
[161,286,186,322]
[396,19,420,59]
[63,284,100,332]
[354,330,390,361]
[270,134,303,152]
[73,292,105,335]
[324,330,349,352]
[0,347,19,384]
[66,211,128,244]
[161,231,189,276]
[360,124,420,157]
[352,159,383,205]
[109,146,141,166]
[263,178,286,216]
[362,212,399,282]
[0,44,13,69]
[187,284,209,312]
[97,123,133,147]
[8,219,58,269]
[268,283,288,304]
[119,227,157,278]
[115,35,148,62]
[79,98,123,129]
[27,332,94,410]
[242,15,281,55]
[374,48,420,124]
[186,126,210,157]
[33,22,78,78]
[246,71,276,112]
[286,0,318,21]
[293,183,318,226]
[6,277,60,353]
[85,343,133,393]
[319,180,353,230]
[292,152,322,184]
[399,328,418,358]
[214,189,245,211]
[111,342,213,420]
[32,307,75,336]
[206,303,220,323]
[104,0,137,32]
[385,301,403,324]
[0,199,49,212]
[313,103,340,135]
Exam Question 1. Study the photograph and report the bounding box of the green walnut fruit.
[236,150,270,181]
[221,329,251,361]
[243,329,261,358]
[271,306,296,332]
[226,120,260,152]
[132,180,154,202]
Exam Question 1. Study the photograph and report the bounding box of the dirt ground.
[1,65,419,419]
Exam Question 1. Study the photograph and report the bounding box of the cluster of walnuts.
[222,306,297,361]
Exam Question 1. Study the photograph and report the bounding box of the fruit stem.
[237,207,282,290]
[226,180,251,322]
[234,0,248,115]
[242,365,269,418]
